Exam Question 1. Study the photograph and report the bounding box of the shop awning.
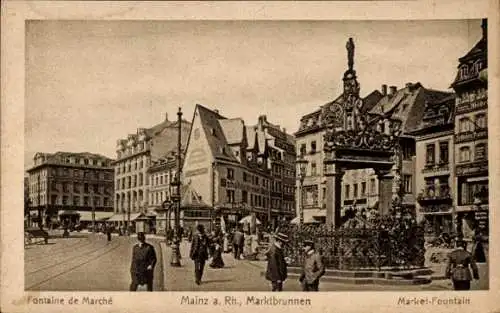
[58,210,80,216]
[107,213,145,222]
[79,211,114,221]
[290,216,321,224]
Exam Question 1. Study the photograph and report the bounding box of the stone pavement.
[25,232,164,291]
[160,240,489,291]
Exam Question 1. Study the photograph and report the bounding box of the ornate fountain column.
[324,154,345,230]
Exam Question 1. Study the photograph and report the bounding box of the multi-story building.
[112,113,191,230]
[181,104,296,231]
[296,79,452,223]
[408,94,456,236]
[26,152,114,227]
[451,19,488,239]
[294,88,383,223]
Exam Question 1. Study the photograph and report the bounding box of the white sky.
[25,19,482,169]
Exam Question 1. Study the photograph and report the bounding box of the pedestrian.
[299,240,325,291]
[265,232,289,292]
[209,238,225,269]
[232,227,244,260]
[130,232,157,292]
[106,224,112,242]
[472,233,486,263]
[189,224,209,285]
[445,239,479,290]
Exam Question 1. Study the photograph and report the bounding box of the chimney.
[482,18,487,39]
[165,113,169,121]
[389,86,397,96]
[283,128,287,133]
[381,84,387,96]
[214,109,219,114]
[405,83,412,89]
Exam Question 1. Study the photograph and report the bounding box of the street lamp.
[169,107,183,267]
[296,156,309,227]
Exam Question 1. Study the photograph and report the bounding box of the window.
[128,164,131,172]
[311,162,317,176]
[475,143,487,160]
[227,168,234,180]
[84,159,89,165]
[51,195,58,205]
[84,183,89,193]
[311,141,317,153]
[242,190,248,203]
[475,114,487,129]
[243,172,248,182]
[353,184,358,199]
[300,144,306,156]
[104,198,109,206]
[226,190,235,203]
[459,180,488,205]
[63,183,69,193]
[74,183,80,193]
[139,160,143,169]
[361,182,366,197]
[73,196,80,206]
[160,175,163,185]
[370,178,376,195]
[62,196,68,205]
[93,184,98,194]
[139,173,143,186]
[134,161,137,170]
[345,185,350,199]
[459,117,471,133]
[133,175,137,187]
[403,175,412,193]
[459,147,471,163]
[426,144,435,165]
[83,196,89,206]
[92,159,97,166]
[323,187,326,200]
[439,141,449,164]
[116,180,120,190]
[95,197,101,206]
[255,177,259,186]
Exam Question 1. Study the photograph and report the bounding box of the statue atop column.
[346,38,355,71]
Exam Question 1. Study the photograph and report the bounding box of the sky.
[25,19,483,169]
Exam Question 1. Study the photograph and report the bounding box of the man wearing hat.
[445,239,479,290]
[189,224,210,285]
[265,232,289,291]
[299,239,325,291]
[130,232,157,291]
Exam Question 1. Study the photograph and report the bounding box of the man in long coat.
[445,240,479,290]
[265,232,289,291]
[189,224,209,285]
[299,240,325,291]
[232,227,244,260]
[130,232,157,291]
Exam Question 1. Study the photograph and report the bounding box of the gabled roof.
[195,104,238,163]
[369,83,453,134]
[219,118,245,145]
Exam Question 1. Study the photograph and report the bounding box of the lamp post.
[91,189,96,233]
[37,174,43,229]
[296,156,309,227]
[170,107,183,267]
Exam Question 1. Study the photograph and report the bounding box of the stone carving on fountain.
[323,38,402,155]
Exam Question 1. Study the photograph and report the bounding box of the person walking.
[209,238,225,268]
[232,227,244,260]
[106,224,112,242]
[130,232,157,291]
[265,232,289,292]
[472,233,486,263]
[445,239,479,290]
[299,240,325,291]
[189,224,209,285]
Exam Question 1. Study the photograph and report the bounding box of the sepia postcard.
[1,1,499,313]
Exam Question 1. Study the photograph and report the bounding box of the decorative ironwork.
[279,214,425,270]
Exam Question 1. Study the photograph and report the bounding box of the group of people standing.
[265,232,326,292]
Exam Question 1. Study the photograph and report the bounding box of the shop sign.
[455,161,488,176]
[184,167,208,178]
[419,204,451,213]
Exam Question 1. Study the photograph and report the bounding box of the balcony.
[422,162,450,174]
[454,128,488,144]
[456,99,487,115]
[455,160,488,177]
[417,186,452,205]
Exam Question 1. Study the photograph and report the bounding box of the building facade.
[451,19,488,239]
[113,113,191,230]
[181,104,296,231]
[26,152,114,227]
[409,95,456,236]
[294,90,383,223]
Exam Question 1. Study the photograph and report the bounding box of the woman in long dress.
[209,238,225,268]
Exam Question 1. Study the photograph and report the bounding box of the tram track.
[25,239,124,290]
[25,237,95,263]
